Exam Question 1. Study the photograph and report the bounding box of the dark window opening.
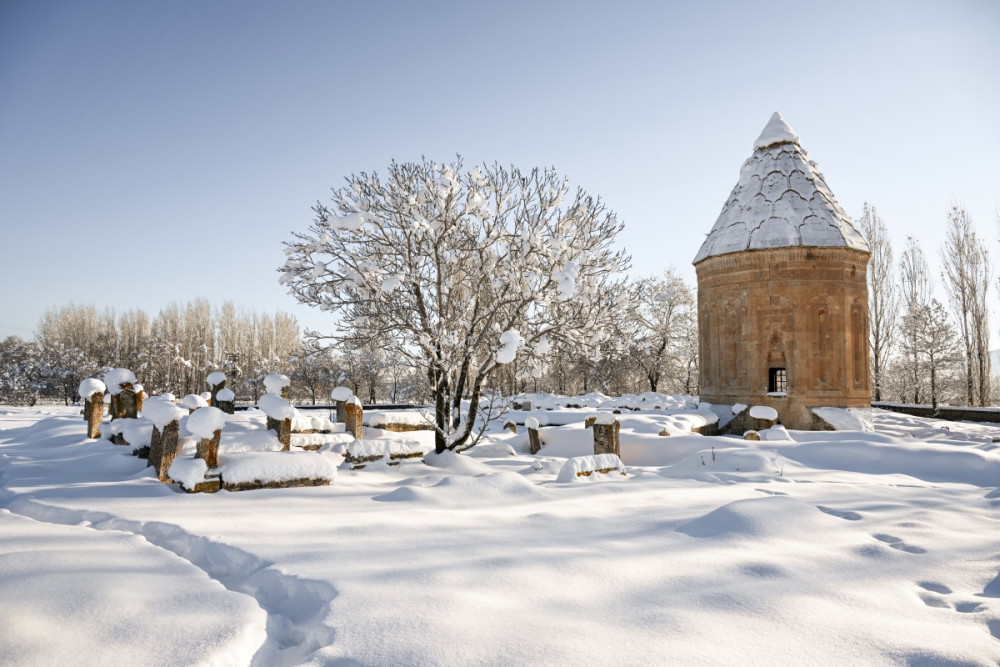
[769,368,787,393]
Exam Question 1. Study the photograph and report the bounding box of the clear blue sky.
[1,0,998,341]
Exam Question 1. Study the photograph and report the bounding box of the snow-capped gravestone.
[78,378,106,439]
[344,396,363,440]
[331,386,353,423]
[216,387,235,415]
[206,371,227,407]
[259,392,295,450]
[105,368,138,421]
[526,417,542,455]
[592,413,620,457]
[143,396,186,482]
[556,454,627,481]
[188,406,227,470]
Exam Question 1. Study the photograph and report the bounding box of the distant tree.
[941,205,991,406]
[629,269,695,393]
[897,237,931,404]
[0,336,43,405]
[289,347,335,404]
[282,158,631,452]
[903,299,962,410]
[857,203,897,401]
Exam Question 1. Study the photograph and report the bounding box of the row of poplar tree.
[862,203,994,409]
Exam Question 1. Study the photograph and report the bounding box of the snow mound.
[423,449,497,475]
[330,386,353,401]
[180,394,208,410]
[259,393,296,421]
[105,418,152,448]
[658,446,791,483]
[347,437,430,460]
[168,456,209,487]
[556,454,626,482]
[216,388,235,402]
[186,407,227,439]
[78,378,106,398]
[678,496,832,539]
[366,410,431,428]
[374,472,545,505]
[291,414,340,432]
[813,407,874,431]
[142,397,186,429]
[206,371,227,387]
[463,443,518,458]
[103,368,136,393]
[263,373,290,395]
[220,451,337,485]
[749,405,777,420]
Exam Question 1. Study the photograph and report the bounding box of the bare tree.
[903,299,962,410]
[282,158,631,452]
[629,269,695,393]
[941,205,991,406]
[897,237,931,404]
[857,203,897,401]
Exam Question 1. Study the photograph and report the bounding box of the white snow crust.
[525,417,540,430]
[694,113,869,263]
[186,406,227,439]
[78,378,106,398]
[216,388,235,402]
[594,412,617,425]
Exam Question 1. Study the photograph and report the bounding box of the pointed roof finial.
[753,111,799,150]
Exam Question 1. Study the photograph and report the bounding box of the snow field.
[1,406,999,665]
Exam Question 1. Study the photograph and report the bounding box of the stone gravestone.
[592,414,620,457]
[78,378,107,440]
[345,398,364,439]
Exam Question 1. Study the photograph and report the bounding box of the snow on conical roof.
[694,112,868,264]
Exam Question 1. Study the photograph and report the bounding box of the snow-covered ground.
[1,404,999,665]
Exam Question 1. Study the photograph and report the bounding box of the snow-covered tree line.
[861,203,995,408]
[0,300,388,406]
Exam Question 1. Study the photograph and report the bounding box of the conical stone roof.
[693,112,869,264]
